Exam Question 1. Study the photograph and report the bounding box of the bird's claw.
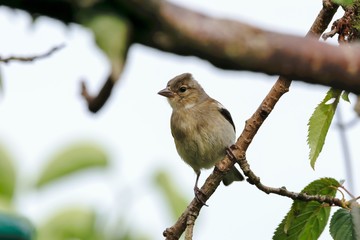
[194,186,208,207]
[226,146,237,162]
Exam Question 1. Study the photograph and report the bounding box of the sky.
[0,0,359,239]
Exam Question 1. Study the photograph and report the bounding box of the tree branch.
[119,0,360,93]
[163,1,339,239]
[2,0,360,92]
[236,153,346,208]
[81,76,115,113]
[0,44,64,64]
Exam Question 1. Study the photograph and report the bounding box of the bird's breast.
[170,108,235,170]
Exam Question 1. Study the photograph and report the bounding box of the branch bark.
[81,77,115,113]
[115,0,360,94]
[3,0,360,93]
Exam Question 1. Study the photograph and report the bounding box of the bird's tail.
[222,166,244,186]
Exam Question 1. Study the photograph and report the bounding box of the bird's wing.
[217,102,236,132]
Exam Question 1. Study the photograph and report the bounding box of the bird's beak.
[158,88,174,98]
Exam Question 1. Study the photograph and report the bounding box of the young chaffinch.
[158,73,244,202]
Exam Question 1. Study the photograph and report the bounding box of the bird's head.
[158,73,208,110]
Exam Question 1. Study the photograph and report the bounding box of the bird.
[158,73,244,203]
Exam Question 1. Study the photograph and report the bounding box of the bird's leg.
[193,170,208,206]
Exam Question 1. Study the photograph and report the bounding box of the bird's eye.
[179,86,187,93]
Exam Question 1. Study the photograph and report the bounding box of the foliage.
[82,12,129,81]
[330,205,360,240]
[307,88,342,169]
[0,140,189,240]
[154,170,188,220]
[0,213,35,240]
[342,91,351,103]
[273,178,340,240]
[36,142,108,187]
[37,207,101,240]
[332,0,354,6]
[0,141,111,239]
[0,145,16,206]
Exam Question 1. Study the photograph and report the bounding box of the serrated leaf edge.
[307,88,342,169]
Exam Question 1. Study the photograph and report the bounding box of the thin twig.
[0,44,65,63]
[236,154,346,208]
[340,185,356,199]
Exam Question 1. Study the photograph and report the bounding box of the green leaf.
[38,207,101,240]
[330,205,360,240]
[273,178,340,240]
[332,0,353,6]
[83,12,130,80]
[307,88,342,169]
[0,145,16,204]
[36,142,108,188]
[109,218,152,240]
[0,213,35,240]
[153,170,188,220]
[341,91,350,103]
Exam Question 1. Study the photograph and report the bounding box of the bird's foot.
[194,186,208,207]
[226,146,237,162]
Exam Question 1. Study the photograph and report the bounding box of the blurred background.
[0,0,359,239]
